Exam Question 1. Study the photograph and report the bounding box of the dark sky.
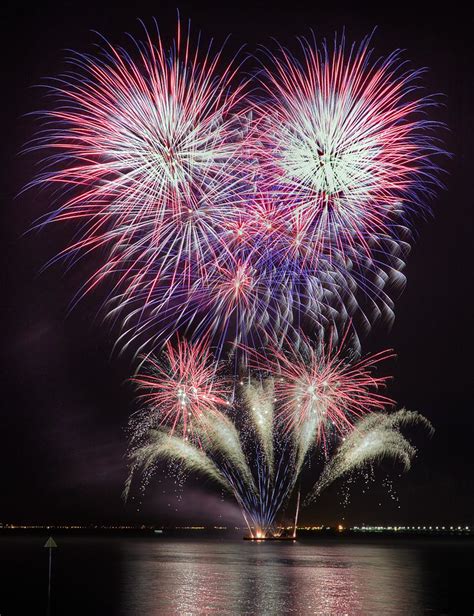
[1,1,473,527]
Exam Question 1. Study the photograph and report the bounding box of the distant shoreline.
[0,525,472,539]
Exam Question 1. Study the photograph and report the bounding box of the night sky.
[1,1,473,527]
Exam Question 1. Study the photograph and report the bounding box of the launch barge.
[243,535,296,541]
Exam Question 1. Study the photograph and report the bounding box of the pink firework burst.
[132,337,230,436]
[244,331,394,445]
[253,34,443,262]
[28,20,250,302]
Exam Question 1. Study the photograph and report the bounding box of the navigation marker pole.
[44,536,57,616]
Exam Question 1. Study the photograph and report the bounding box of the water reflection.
[120,539,423,615]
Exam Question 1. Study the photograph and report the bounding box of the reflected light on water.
[119,539,423,615]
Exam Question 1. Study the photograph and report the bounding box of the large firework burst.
[27,20,250,314]
[253,33,443,261]
[27,27,443,355]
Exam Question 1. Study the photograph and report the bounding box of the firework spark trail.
[109,212,413,360]
[242,379,275,473]
[126,390,292,535]
[304,409,433,504]
[194,409,257,494]
[294,408,320,475]
[128,364,295,534]
[124,428,230,501]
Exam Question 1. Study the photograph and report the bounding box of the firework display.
[29,22,445,536]
[28,24,441,354]
[127,349,431,537]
